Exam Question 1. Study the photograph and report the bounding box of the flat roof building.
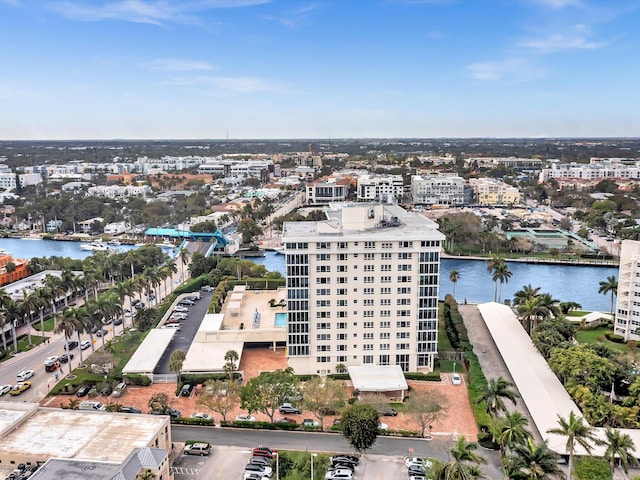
[282,203,444,375]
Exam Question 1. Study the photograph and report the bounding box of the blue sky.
[1,0,638,140]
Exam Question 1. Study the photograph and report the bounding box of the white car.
[190,412,212,420]
[235,413,256,422]
[325,469,353,480]
[378,422,388,431]
[80,340,92,350]
[174,306,189,313]
[405,457,426,468]
[44,356,59,365]
[0,384,12,395]
[451,373,462,385]
[16,370,34,382]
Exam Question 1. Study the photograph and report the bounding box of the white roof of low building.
[347,365,408,392]
[182,341,244,374]
[122,329,175,375]
[478,302,640,457]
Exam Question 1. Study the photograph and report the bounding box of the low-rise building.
[306,178,349,205]
[411,174,465,206]
[356,174,404,202]
[468,178,521,206]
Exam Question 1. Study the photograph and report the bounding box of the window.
[337,333,347,340]
[316,265,331,272]
[337,344,347,351]
[316,288,330,296]
[317,323,330,330]
[381,242,393,249]
[316,254,330,261]
[399,241,413,248]
[380,310,391,317]
[364,241,375,249]
[364,333,374,340]
[317,345,331,352]
[316,312,330,318]
[380,344,390,350]
[381,276,392,283]
[381,287,391,294]
[317,300,331,307]
[397,298,411,305]
[317,242,330,249]
[337,288,347,295]
[338,242,348,249]
[364,265,375,272]
[338,277,348,284]
[338,355,347,362]
[398,252,413,259]
[397,309,411,317]
[397,275,412,283]
[363,310,374,317]
[337,299,347,306]
[317,334,331,341]
[397,264,412,271]
[396,343,410,350]
[379,354,390,365]
[380,298,391,306]
[337,265,347,272]
[364,299,374,306]
[364,288,374,295]
[380,332,390,339]
[397,287,411,294]
[364,276,375,283]
[338,253,348,261]
[363,355,374,364]
[337,322,347,329]
[363,344,374,351]
[337,311,347,318]
[381,252,392,260]
[363,321,374,328]
[316,277,330,284]
[364,253,375,260]
[381,264,391,271]
[380,321,391,328]
[397,320,411,328]
[396,332,411,339]
[317,356,331,363]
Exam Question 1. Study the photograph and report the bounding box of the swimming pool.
[274,312,287,327]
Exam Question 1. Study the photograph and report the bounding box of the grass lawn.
[566,311,590,317]
[17,334,47,352]
[437,359,464,373]
[32,317,56,332]
[575,327,628,353]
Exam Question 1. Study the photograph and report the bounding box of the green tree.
[133,306,156,331]
[239,370,298,423]
[437,436,487,480]
[598,276,618,315]
[237,217,263,245]
[492,262,513,304]
[548,345,614,391]
[547,411,603,480]
[603,427,638,474]
[505,438,564,480]
[223,349,239,381]
[302,377,347,430]
[169,350,186,379]
[449,270,460,298]
[495,410,532,456]
[148,392,172,414]
[477,376,519,418]
[197,380,239,423]
[340,403,380,454]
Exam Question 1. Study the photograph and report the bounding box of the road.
[171,426,504,479]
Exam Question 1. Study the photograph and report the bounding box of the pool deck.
[221,286,287,331]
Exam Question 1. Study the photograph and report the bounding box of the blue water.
[252,251,618,312]
[274,312,287,327]
[0,237,140,260]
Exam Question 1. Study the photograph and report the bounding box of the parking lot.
[172,444,417,480]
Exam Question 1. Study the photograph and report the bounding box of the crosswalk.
[171,466,201,475]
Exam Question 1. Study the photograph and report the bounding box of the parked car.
[325,469,353,480]
[113,318,123,326]
[244,463,273,477]
[275,417,297,424]
[76,385,92,397]
[16,370,34,382]
[150,408,182,418]
[278,403,301,414]
[200,285,214,292]
[100,384,113,396]
[408,465,426,477]
[174,306,189,313]
[378,422,389,431]
[379,406,398,416]
[120,406,142,414]
[190,412,212,420]
[183,442,211,456]
[178,299,195,306]
[405,457,426,468]
[249,457,272,467]
[161,324,182,331]
[180,384,193,396]
[59,353,74,363]
[236,413,257,422]
[330,455,359,465]
[80,340,91,350]
[451,373,462,385]
[0,384,12,396]
[252,447,278,458]
[302,418,319,427]
[10,382,32,396]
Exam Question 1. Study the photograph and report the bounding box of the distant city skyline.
[1,0,638,140]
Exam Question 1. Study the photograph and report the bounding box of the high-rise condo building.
[614,240,640,341]
[282,202,444,375]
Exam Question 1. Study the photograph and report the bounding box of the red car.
[252,447,278,459]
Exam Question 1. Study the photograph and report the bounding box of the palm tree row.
[486,254,512,303]
[512,284,561,335]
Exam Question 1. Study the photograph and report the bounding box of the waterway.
[251,251,618,312]
[0,237,140,260]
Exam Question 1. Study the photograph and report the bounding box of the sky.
[0,0,639,140]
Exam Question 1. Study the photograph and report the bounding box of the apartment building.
[282,203,444,375]
[306,178,350,205]
[356,174,404,202]
[468,178,521,206]
[614,240,640,341]
[539,159,640,183]
[411,174,465,206]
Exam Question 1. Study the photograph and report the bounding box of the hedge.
[172,417,215,427]
[604,332,625,343]
[123,374,152,386]
[574,457,611,480]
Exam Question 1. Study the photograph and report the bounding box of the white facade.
[86,185,150,198]
[306,179,348,205]
[614,240,640,341]
[411,174,465,206]
[539,160,640,183]
[356,174,404,202]
[282,203,444,375]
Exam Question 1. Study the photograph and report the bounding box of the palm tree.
[44,273,65,317]
[513,285,541,307]
[517,296,546,335]
[449,270,460,299]
[478,376,519,418]
[3,298,24,352]
[113,279,135,333]
[603,427,638,474]
[537,293,561,319]
[54,310,76,377]
[21,290,39,346]
[179,247,190,282]
[65,306,89,367]
[492,262,513,303]
[598,275,618,314]
[487,254,506,302]
[547,411,603,480]
[136,470,156,480]
[124,249,137,281]
[438,436,487,480]
[0,288,11,352]
[495,410,532,456]
[60,269,77,307]
[506,438,564,480]
[133,306,156,331]
[169,350,186,381]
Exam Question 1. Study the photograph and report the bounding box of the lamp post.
[453,362,456,373]
[311,453,317,480]
[276,452,279,480]
[429,425,433,440]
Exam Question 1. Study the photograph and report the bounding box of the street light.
[311,453,317,480]
[453,362,456,373]
[275,452,279,480]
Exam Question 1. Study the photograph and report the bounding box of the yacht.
[273,247,285,255]
[80,239,110,252]
[107,239,121,246]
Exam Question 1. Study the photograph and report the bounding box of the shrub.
[574,457,611,480]
[477,431,499,450]
[605,332,625,343]
[172,418,214,427]
[124,374,152,386]
[327,373,350,380]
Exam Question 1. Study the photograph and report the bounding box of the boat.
[107,239,121,246]
[80,239,110,252]
[273,247,285,255]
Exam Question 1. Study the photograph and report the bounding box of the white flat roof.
[478,302,640,456]
[228,300,242,310]
[122,329,176,374]
[0,404,167,463]
[199,313,224,332]
[182,341,244,373]
[347,365,408,392]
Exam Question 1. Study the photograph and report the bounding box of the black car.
[76,385,92,397]
[180,384,193,396]
[331,455,359,465]
[249,457,272,467]
[120,406,142,414]
[408,465,426,477]
[59,353,74,363]
[67,341,79,350]
[329,462,355,472]
[113,318,123,326]
[95,329,108,337]
[379,407,398,416]
[150,408,182,418]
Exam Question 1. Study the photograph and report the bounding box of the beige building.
[0,402,172,480]
[468,178,521,206]
[282,203,444,375]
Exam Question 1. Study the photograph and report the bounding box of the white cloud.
[467,58,544,82]
[529,0,582,8]
[49,0,270,25]
[145,58,215,71]
[262,2,322,28]
[520,28,609,52]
